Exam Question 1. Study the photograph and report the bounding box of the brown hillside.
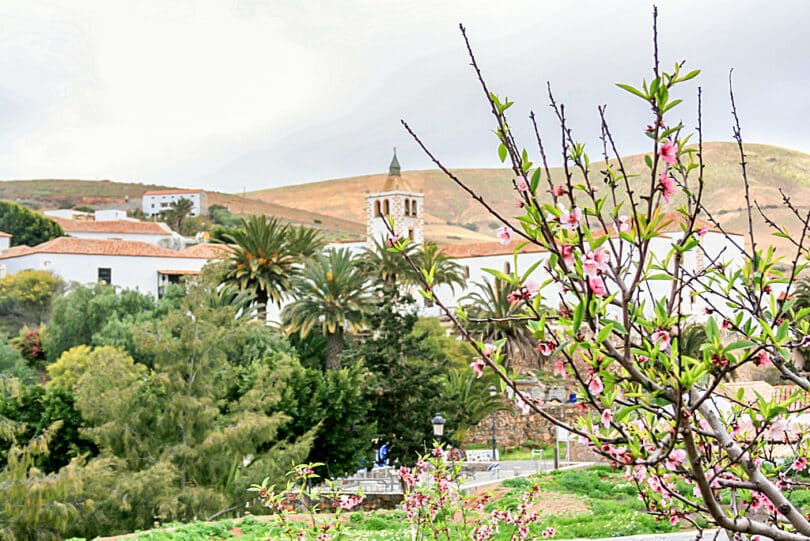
[0,179,365,240]
[249,142,810,254]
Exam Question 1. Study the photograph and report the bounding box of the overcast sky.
[0,0,807,192]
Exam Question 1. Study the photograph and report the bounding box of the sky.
[0,0,807,193]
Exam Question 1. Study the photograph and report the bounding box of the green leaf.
[530,168,542,192]
[498,143,508,163]
[615,83,648,100]
[573,302,584,334]
[644,154,653,169]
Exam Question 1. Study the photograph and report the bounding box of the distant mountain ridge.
[247,142,810,254]
[2,142,810,252]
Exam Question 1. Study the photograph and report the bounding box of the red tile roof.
[0,238,189,259]
[442,240,546,259]
[0,231,10,238]
[52,218,172,235]
[143,189,204,195]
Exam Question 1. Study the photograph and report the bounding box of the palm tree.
[359,240,465,301]
[414,242,466,304]
[283,248,373,370]
[358,238,420,291]
[461,278,541,372]
[441,369,509,444]
[221,216,323,320]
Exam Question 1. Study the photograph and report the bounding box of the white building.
[142,189,208,217]
[0,237,228,298]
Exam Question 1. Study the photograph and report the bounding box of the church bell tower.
[366,149,424,248]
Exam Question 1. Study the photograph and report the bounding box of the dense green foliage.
[0,270,63,336]
[0,200,64,247]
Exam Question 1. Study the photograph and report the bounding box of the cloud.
[0,0,805,191]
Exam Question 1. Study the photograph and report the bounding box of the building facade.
[142,189,208,217]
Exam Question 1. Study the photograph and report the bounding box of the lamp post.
[489,385,498,460]
[431,413,446,444]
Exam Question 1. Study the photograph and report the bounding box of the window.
[464,265,470,279]
[408,228,414,240]
[98,267,112,284]
[503,261,511,274]
[412,199,418,217]
[374,201,381,217]
[383,199,390,216]
[404,200,410,216]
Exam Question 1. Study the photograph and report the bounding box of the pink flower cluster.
[508,279,540,303]
[470,343,497,378]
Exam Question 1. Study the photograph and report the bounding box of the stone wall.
[466,403,577,449]
[465,402,608,463]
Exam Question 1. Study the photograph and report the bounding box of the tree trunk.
[325,327,344,370]
[256,287,268,323]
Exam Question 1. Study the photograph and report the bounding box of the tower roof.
[389,148,401,176]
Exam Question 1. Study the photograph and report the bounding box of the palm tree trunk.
[325,327,344,370]
[256,287,268,322]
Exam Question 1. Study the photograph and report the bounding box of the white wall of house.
[142,192,207,217]
[0,236,9,252]
[94,209,128,221]
[1,253,209,297]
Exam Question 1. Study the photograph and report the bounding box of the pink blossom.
[601,409,613,429]
[515,393,531,415]
[651,329,671,351]
[386,235,399,247]
[666,448,687,471]
[496,226,512,245]
[755,351,772,367]
[470,358,486,378]
[516,178,529,192]
[559,244,574,267]
[553,360,566,378]
[588,374,604,396]
[536,340,555,356]
[638,355,649,363]
[588,276,608,297]
[582,248,610,278]
[483,343,497,357]
[617,215,630,232]
[659,140,677,164]
[541,527,556,538]
[559,206,582,230]
[697,225,708,237]
[721,319,731,330]
[669,513,681,526]
[794,457,807,472]
[552,185,567,197]
[659,170,677,203]
[339,494,364,510]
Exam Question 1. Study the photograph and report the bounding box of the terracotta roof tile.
[442,241,546,259]
[143,189,204,195]
[0,231,10,238]
[0,238,189,259]
[52,218,172,235]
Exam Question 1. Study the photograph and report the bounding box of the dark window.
[412,199,418,217]
[464,265,470,279]
[98,267,112,284]
[374,201,381,217]
[408,228,414,240]
[383,199,390,215]
[504,261,511,274]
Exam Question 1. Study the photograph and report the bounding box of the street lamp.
[489,386,498,460]
[431,413,446,444]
